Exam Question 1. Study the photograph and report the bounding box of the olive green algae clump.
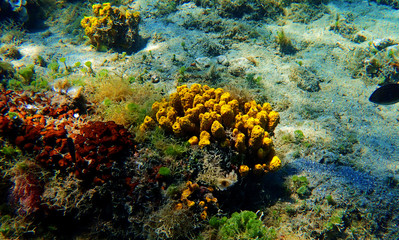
[211,211,276,240]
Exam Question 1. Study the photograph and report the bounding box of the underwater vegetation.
[0,72,285,239]
[209,210,276,240]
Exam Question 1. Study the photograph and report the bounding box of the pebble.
[195,57,212,69]
[216,55,229,66]
[373,38,395,51]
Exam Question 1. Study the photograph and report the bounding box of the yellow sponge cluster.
[80,3,140,50]
[141,84,281,175]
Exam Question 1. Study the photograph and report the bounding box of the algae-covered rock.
[0,61,16,85]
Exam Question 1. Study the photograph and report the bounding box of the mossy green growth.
[34,55,46,67]
[48,61,60,73]
[294,130,305,142]
[292,175,309,187]
[125,101,152,127]
[177,66,187,82]
[126,102,139,113]
[17,64,34,83]
[209,216,228,229]
[292,175,309,197]
[6,112,18,119]
[97,69,109,79]
[276,29,296,54]
[59,57,70,72]
[30,77,48,90]
[103,98,112,107]
[165,184,180,199]
[325,209,345,231]
[325,195,335,205]
[0,61,15,77]
[155,0,178,15]
[84,61,94,75]
[296,185,308,196]
[0,214,30,238]
[246,73,262,88]
[158,166,171,177]
[218,211,276,240]
[0,146,18,156]
[164,143,187,157]
[6,79,21,89]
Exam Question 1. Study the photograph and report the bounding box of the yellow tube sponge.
[228,99,239,115]
[166,107,177,122]
[262,102,272,112]
[156,107,167,122]
[200,112,220,132]
[211,120,225,139]
[188,136,199,145]
[181,91,195,111]
[268,156,281,171]
[177,116,196,132]
[220,104,235,128]
[169,92,183,115]
[190,83,203,94]
[139,116,156,132]
[220,92,231,102]
[158,116,173,132]
[214,88,224,102]
[172,121,182,135]
[253,164,264,175]
[262,136,273,149]
[235,132,246,153]
[199,131,211,148]
[243,116,258,134]
[256,111,268,129]
[249,125,265,150]
[268,111,280,132]
[239,165,250,177]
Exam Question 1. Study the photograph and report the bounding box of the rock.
[385,45,399,56]
[66,86,83,99]
[195,57,212,69]
[216,55,229,66]
[352,33,367,43]
[373,38,395,51]
[289,66,322,92]
[228,57,254,77]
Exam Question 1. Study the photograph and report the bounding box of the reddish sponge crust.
[72,121,133,181]
[0,90,134,184]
